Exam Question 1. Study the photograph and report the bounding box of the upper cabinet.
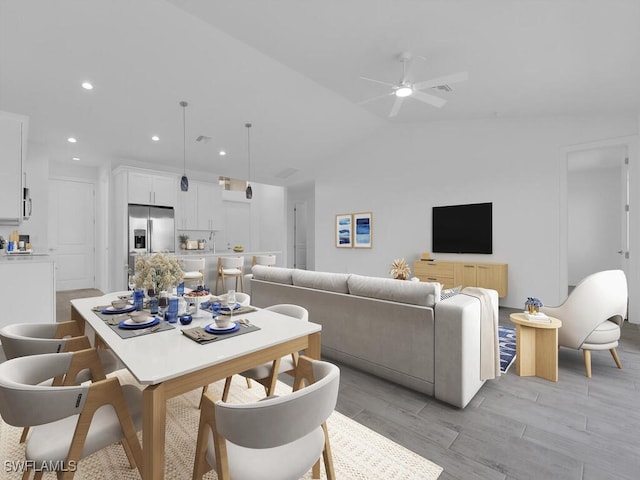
[127,170,177,207]
[0,111,28,225]
[177,181,224,231]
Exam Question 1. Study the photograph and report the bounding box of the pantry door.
[48,178,96,290]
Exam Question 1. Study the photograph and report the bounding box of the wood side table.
[509,313,562,382]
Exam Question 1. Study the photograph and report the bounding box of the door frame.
[559,134,639,323]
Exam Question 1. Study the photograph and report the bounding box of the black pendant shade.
[245,183,253,199]
[245,122,253,200]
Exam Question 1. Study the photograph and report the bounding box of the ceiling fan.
[360,53,469,117]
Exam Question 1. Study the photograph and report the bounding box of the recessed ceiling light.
[219,150,226,156]
[151,135,160,141]
[72,157,80,161]
[67,137,77,143]
[81,82,93,90]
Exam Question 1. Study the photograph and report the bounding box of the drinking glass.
[227,289,236,322]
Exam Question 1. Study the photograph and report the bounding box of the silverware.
[134,324,161,335]
[237,318,251,328]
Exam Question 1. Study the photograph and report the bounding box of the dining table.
[70,292,322,480]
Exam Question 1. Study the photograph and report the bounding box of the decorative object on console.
[525,296,543,314]
[335,214,353,248]
[245,122,253,199]
[179,100,189,192]
[353,211,373,248]
[178,234,189,250]
[133,253,184,292]
[389,258,411,280]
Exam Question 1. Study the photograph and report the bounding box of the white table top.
[71,292,321,385]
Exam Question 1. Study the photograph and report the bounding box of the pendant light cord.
[181,101,188,175]
[246,123,252,181]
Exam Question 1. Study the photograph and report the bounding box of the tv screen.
[432,202,492,254]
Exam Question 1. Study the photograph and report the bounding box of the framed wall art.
[353,212,373,248]
[335,214,353,248]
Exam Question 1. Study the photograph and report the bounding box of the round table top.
[509,312,562,329]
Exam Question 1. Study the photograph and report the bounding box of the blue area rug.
[499,326,517,373]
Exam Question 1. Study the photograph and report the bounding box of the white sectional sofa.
[250,265,498,408]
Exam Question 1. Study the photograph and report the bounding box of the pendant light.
[245,122,253,200]
[180,101,189,192]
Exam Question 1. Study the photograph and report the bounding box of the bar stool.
[252,254,276,267]
[215,256,244,294]
[181,257,205,288]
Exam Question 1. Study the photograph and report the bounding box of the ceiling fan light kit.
[360,52,468,117]
[179,100,189,192]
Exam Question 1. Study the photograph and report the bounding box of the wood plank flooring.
[328,307,640,480]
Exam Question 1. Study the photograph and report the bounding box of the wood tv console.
[413,259,508,298]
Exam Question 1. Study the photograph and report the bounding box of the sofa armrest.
[434,294,486,408]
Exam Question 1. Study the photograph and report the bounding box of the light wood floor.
[7,292,640,479]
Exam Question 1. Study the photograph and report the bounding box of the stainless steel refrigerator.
[128,204,175,274]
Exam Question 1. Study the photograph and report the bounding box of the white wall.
[313,114,638,310]
[568,167,622,285]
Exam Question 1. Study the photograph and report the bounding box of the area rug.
[499,325,517,373]
[0,372,443,480]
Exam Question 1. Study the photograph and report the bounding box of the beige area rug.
[0,371,443,480]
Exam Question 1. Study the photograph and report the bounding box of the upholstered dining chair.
[193,356,339,480]
[235,292,251,306]
[0,321,122,442]
[180,257,206,288]
[221,304,309,401]
[215,256,245,294]
[0,349,144,479]
[540,269,628,378]
[252,254,276,267]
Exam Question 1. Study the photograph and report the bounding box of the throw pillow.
[440,285,462,301]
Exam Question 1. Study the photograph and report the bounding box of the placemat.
[200,305,258,316]
[91,307,175,339]
[182,321,260,344]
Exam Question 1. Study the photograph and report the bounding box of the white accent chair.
[0,350,143,479]
[180,257,205,288]
[222,304,308,401]
[215,256,245,294]
[192,356,339,480]
[235,292,251,306]
[540,269,627,378]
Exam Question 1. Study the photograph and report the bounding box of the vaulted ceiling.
[1,0,638,186]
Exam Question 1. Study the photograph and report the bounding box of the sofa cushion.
[251,265,293,285]
[347,274,440,307]
[292,269,350,293]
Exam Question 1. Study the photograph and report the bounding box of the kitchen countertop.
[0,252,53,263]
[174,250,280,257]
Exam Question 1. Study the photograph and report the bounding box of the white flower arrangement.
[133,253,184,292]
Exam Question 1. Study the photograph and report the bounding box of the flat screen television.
[432,202,492,254]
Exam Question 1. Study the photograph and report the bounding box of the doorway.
[567,145,629,289]
[48,178,96,290]
[293,201,307,269]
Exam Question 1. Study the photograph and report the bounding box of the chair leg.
[321,422,336,480]
[121,438,137,469]
[245,377,252,389]
[583,349,592,378]
[198,384,209,409]
[610,348,623,369]
[222,376,233,402]
[19,426,29,443]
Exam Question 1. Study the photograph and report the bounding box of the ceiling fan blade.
[412,90,447,108]
[358,91,394,105]
[414,71,469,90]
[360,76,397,88]
[389,96,405,117]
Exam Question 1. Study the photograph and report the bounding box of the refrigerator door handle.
[148,219,153,252]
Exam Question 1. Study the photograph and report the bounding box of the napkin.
[182,327,218,343]
[218,306,257,316]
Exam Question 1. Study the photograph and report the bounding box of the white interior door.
[48,178,95,290]
[293,201,307,269]
[567,145,629,287]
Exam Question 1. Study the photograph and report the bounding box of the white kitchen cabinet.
[177,181,224,231]
[128,170,177,207]
[177,185,198,229]
[0,257,56,330]
[0,111,28,225]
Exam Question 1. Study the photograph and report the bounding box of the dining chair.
[0,349,144,479]
[252,254,276,267]
[193,356,339,480]
[0,320,122,442]
[222,304,308,401]
[215,256,245,294]
[235,292,251,306]
[180,257,206,288]
[540,269,628,377]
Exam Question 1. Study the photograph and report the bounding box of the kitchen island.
[0,253,56,330]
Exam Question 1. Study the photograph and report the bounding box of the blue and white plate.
[219,303,241,311]
[205,322,240,334]
[118,317,160,329]
[102,305,136,314]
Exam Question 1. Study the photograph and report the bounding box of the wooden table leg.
[142,383,166,480]
[306,332,321,360]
